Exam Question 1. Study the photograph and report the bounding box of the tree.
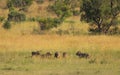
[80,0,120,34]
[7,0,33,13]
[3,21,11,29]
[48,0,80,19]
[38,18,62,30]
[7,11,26,22]
[35,0,44,4]
[7,0,33,8]
[44,0,80,30]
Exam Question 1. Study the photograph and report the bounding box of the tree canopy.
[80,0,120,34]
[48,0,80,19]
[7,0,33,8]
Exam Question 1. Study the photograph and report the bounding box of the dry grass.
[0,34,120,75]
[26,1,56,18]
[0,21,39,34]
[0,8,9,18]
[0,0,8,18]
[0,34,120,52]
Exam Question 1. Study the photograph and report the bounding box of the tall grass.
[0,34,120,52]
[0,22,120,75]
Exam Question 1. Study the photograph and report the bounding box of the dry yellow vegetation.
[0,17,119,52]
[0,34,120,52]
[0,0,119,53]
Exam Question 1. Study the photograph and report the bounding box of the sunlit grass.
[0,19,120,75]
[0,34,120,52]
[26,1,55,18]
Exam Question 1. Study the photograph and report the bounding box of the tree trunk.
[98,24,101,33]
[104,16,115,34]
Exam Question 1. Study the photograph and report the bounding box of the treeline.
[0,0,120,35]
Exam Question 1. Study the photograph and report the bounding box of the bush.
[7,0,13,8]
[72,10,80,16]
[19,7,28,12]
[48,0,73,18]
[3,21,11,29]
[28,17,36,22]
[7,11,26,22]
[8,6,15,12]
[0,16,5,22]
[38,18,62,30]
[35,0,44,4]
[49,0,54,1]
[108,27,120,35]
[7,0,33,8]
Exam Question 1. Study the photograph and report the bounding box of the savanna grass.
[0,49,120,75]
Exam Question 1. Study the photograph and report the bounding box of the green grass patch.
[0,50,120,75]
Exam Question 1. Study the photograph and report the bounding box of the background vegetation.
[0,0,119,35]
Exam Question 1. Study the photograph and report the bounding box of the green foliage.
[35,0,44,4]
[28,17,36,22]
[38,18,62,30]
[7,0,33,8]
[0,16,5,22]
[7,11,26,22]
[80,0,120,34]
[48,0,71,18]
[108,26,120,35]
[3,20,11,29]
[49,0,55,1]
[47,0,81,31]
[48,0,80,19]
[19,7,28,12]
[7,0,13,8]
[72,10,80,16]
[8,6,15,12]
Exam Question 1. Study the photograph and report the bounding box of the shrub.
[8,6,15,12]
[0,16,5,22]
[108,27,120,35]
[35,0,44,4]
[19,7,28,12]
[7,0,13,8]
[7,11,26,22]
[49,0,54,1]
[7,0,33,8]
[48,0,80,19]
[72,10,80,16]
[48,1,72,18]
[3,21,11,29]
[28,17,36,22]
[38,18,62,30]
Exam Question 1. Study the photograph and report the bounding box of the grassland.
[0,16,120,75]
[0,34,120,52]
[0,0,120,75]
[0,34,120,75]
